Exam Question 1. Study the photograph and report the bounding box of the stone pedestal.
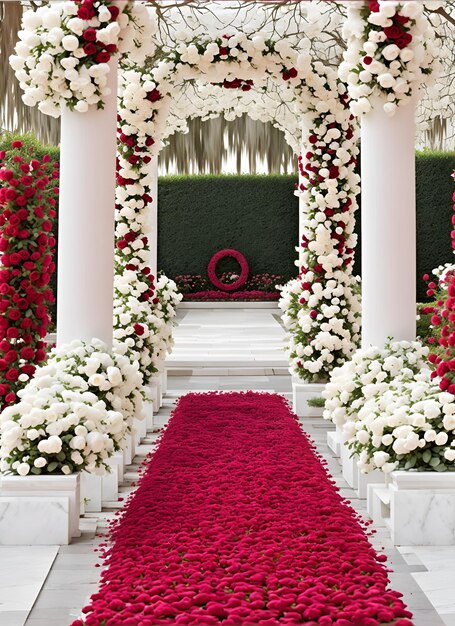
[143,399,154,432]
[123,432,134,466]
[102,457,121,503]
[368,471,455,545]
[327,426,343,457]
[292,380,325,417]
[341,444,358,490]
[160,368,168,396]
[0,474,80,544]
[81,472,102,513]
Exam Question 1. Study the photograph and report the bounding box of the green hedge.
[158,155,455,300]
[157,174,300,280]
[1,132,453,305]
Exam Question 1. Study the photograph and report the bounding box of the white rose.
[61,35,80,52]
[382,44,400,61]
[86,431,105,453]
[34,457,47,468]
[47,435,63,453]
[378,73,395,89]
[17,462,30,476]
[435,432,449,446]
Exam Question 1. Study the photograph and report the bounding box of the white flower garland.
[340,0,440,116]
[10,0,155,117]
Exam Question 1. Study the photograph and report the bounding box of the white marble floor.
[167,306,289,374]
[3,308,455,626]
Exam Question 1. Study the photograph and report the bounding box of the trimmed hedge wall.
[157,175,300,281]
[158,154,455,300]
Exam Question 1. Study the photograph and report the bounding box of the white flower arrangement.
[10,0,156,117]
[340,1,440,117]
[0,339,143,476]
[322,340,455,473]
[155,275,183,356]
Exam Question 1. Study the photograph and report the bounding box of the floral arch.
[115,33,361,382]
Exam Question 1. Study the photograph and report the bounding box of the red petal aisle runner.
[73,392,413,626]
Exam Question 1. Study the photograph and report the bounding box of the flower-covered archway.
[115,32,361,382]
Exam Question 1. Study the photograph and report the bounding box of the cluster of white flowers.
[340,1,440,117]
[0,339,143,476]
[322,340,455,473]
[10,0,156,117]
[155,275,183,356]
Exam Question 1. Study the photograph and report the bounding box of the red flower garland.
[207,249,249,292]
[427,170,455,392]
[73,392,412,626]
[0,142,58,406]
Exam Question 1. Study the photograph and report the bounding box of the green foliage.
[415,151,455,300]
[307,396,325,408]
[157,174,300,282]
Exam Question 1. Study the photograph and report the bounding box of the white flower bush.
[322,340,455,473]
[340,0,440,117]
[10,0,156,117]
[155,275,183,356]
[0,339,143,476]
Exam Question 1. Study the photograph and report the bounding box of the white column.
[57,60,118,348]
[361,96,416,348]
[148,156,158,277]
[298,125,308,268]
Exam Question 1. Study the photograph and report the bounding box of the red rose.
[219,47,229,56]
[134,323,145,336]
[5,368,19,381]
[83,28,97,42]
[108,5,120,20]
[146,89,162,103]
[5,392,16,404]
[7,308,21,320]
[96,52,111,64]
[11,140,23,148]
[396,33,413,49]
[116,240,127,250]
[6,328,19,339]
[83,43,97,56]
[5,350,18,363]
[384,25,404,40]
[394,13,410,25]
[21,364,35,377]
[0,383,10,395]
[363,55,373,66]
[77,5,95,19]
[369,1,380,11]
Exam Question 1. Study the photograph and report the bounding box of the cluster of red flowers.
[368,1,412,49]
[426,171,455,392]
[184,290,280,301]
[73,392,413,626]
[0,141,58,406]
[175,272,287,300]
[73,0,120,64]
[207,249,249,292]
[222,78,254,91]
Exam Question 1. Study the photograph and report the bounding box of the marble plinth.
[80,472,102,513]
[0,497,70,545]
[112,451,124,484]
[0,473,80,540]
[292,380,325,417]
[327,430,342,457]
[134,414,147,443]
[122,432,134,466]
[160,369,168,395]
[143,399,154,432]
[341,445,358,490]
[368,471,455,545]
[102,458,119,502]
[356,468,386,499]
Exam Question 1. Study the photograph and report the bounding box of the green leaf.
[47,462,59,472]
[422,450,432,464]
[31,466,41,475]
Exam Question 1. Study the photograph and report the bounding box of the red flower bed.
[0,141,58,406]
[183,290,280,301]
[74,392,412,626]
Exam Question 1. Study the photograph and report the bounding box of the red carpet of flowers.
[73,392,413,626]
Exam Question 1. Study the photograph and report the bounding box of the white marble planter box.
[81,472,102,513]
[134,415,147,444]
[327,428,342,457]
[142,399,154,432]
[112,451,124,485]
[0,473,80,544]
[292,380,326,417]
[102,457,120,503]
[368,471,455,545]
[0,497,70,545]
[356,468,385,499]
[122,432,134,466]
[341,445,358,490]
[160,369,168,396]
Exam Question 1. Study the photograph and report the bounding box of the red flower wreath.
[207,249,249,292]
